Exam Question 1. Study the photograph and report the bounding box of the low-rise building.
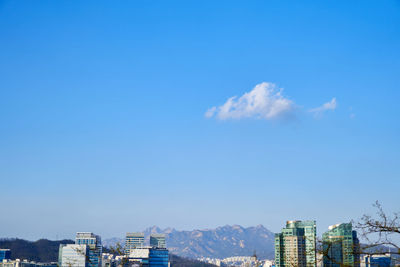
[0,250,11,262]
[0,259,57,267]
[128,247,169,267]
[360,254,392,267]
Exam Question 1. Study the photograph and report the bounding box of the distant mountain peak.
[163,227,176,234]
[103,224,275,260]
[145,225,163,234]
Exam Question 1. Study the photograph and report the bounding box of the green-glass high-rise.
[275,220,317,267]
[322,223,360,267]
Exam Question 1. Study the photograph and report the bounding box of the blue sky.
[0,0,399,240]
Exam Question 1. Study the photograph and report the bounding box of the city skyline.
[0,0,399,241]
[0,220,397,266]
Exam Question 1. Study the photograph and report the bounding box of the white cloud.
[204,106,217,118]
[309,98,337,116]
[205,82,294,120]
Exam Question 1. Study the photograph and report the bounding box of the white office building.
[59,244,88,267]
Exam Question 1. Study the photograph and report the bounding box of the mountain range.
[103,225,275,260]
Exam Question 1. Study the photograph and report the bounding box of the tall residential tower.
[275,220,317,267]
[322,223,360,267]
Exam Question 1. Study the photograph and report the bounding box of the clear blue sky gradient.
[0,0,399,240]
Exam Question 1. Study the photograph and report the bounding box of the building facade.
[125,233,145,255]
[148,248,169,267]
[128,247,168,267]
[275,220,317,267]
[0,259,58,267]
[150,234,166,249]
[75,232,102,267]
[322,223,360,267]
[0,249,11,262]
[361,254,392,267]
[59,244,88,267]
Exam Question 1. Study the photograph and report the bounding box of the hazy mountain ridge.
[103,225,275,260]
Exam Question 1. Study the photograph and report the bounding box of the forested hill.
[0,238,74,262]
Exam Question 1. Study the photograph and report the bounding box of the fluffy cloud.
[205,82,294,120]
[309,98,337,116]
